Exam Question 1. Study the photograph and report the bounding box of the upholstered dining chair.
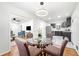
[46,32,52,38]
[15,39,41,56]
[26,32,33,38]
[43,39,68,56]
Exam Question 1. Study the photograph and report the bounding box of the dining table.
[26,37,52,56]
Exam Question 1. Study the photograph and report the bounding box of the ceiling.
[7,2,77,23]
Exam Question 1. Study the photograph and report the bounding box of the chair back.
[60,39,68,56]
[15,39,30,56]
[27,32,33,38]
[46,32,53,41]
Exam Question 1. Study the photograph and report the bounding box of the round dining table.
[27,38,52,47]
[26,37,52,56]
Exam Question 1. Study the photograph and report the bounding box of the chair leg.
[44,52,46,56]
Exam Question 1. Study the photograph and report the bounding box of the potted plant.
[38,33,42,38]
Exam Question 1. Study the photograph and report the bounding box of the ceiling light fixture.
[40,2,44,5]
[13,18,20,22]
[36,9,48,17]
[35,2,48,17]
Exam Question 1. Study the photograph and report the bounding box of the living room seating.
[18,31,25,38]
[15,39,41,56]
[43,39,68,56]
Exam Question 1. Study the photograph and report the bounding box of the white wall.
[0,3,10,55]
[10,22,21,36]
[8,4,32,37]
[33,19,50,39]
[71,3,79,51]
[21,19,49,39]
[7,4,31,20]
[22,20,33,33]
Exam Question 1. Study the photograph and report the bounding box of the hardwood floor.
[64,48,78,56]
[3,42,78,56]
[2,38,79,56]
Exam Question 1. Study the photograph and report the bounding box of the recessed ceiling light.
[57,16,61,18]
[48,17,51,20]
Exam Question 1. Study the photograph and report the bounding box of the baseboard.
[69,42,79,55]
[75,49,79,55]
[73,44,79,55]
[0,46,11,56]
[0,50,11,56]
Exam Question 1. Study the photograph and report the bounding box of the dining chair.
[43,39,68,56]
[26,32,33,38]
[15,39,41,56]
[46,32,52,38]
[46,32,53,44]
